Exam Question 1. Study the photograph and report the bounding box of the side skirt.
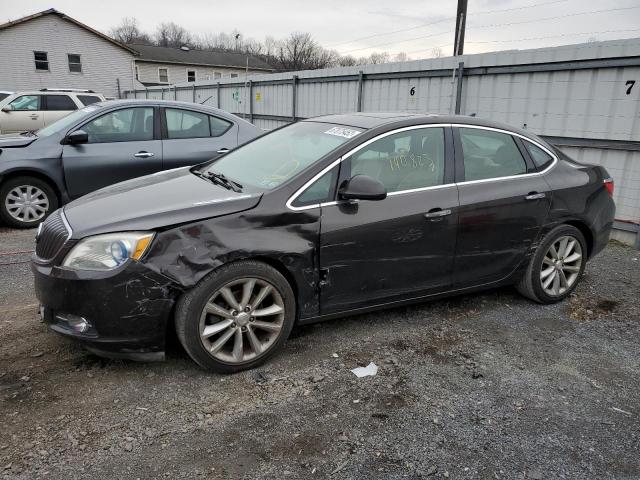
[298,275,519,325]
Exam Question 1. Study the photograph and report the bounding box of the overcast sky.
[4,0,640,58]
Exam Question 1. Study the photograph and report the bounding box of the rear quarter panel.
[541,159,615,257]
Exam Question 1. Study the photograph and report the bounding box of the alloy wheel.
[540,235,583,296]
[4,185,49,223]
[199,278,285,364]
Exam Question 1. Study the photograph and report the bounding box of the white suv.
[0,89,106,134]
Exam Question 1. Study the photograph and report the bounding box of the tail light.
[603,178,614,197]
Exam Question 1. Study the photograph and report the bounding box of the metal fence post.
[174,85,177,100]
[145,88,148,99]
[161,88,164,100]
[217,82,221,109]
[357,71,364,112]
[192,84,196,103]
[292,75,298,121]
[248,80,253,123]
[454,62,465,114]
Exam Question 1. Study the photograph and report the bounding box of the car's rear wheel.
[516,224,587,303]
[0,176,58,228]
[175,260,296,373]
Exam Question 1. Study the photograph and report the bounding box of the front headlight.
[62,232,154,271]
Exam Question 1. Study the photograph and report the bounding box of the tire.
[0,176,58,228]
[175,260,296,373]
[516,224,587,304]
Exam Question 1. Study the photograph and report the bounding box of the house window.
[68,54,82,73]
[34,51,48,71]
[158,68,169,83]
[230,73,239,78]
[187,70,196,82]
[213,72,222,79]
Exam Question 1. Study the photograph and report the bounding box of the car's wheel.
[516,224,587,304]
[175,260,296,373]
[0,176,58,228]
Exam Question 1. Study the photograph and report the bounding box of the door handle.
[216,148,230,154]
[525,192,546,200]
[29,115,39,119]
[134,151,154,158]
[424,208,452,219]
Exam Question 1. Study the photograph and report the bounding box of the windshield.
[36,105,103,137]
[203,122,362,190]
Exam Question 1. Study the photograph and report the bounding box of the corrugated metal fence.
[125,38,640,246]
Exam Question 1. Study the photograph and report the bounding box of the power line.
[327,0,569,49]
[337,5,640,55]
[467,5,640,30]
[400,28,640,56]
[339,30,454,54]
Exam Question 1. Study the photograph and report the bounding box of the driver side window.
[346,127,445,193]
[9,95,41,111]
[82,107,154,144]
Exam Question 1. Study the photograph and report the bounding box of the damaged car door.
[318,126,459,313]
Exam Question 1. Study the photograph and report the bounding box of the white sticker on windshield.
[324,126,360,139]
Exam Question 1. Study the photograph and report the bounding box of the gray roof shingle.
[128,44,273,71]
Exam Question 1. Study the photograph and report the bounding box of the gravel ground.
[0,226,638,480]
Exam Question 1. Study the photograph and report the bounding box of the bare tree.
[431,46,444,58]
[275,32,338,71]
[155,22,192,48]
[109,17,152,45]
[368,52,390,64]
[108,19,413,71]
[393,52,409,62]
[337,55,358,67]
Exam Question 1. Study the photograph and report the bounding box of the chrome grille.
[35,209,70,261]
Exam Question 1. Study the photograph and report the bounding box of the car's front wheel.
[175,260,296,373]
[516,224,587,303]
[0,176,58,228]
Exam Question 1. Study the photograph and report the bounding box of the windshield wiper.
[198,170,243,193]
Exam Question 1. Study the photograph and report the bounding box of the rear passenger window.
[77,95,102,106]
[166,109,210,139]
[524,140,554,170]
[346,127,445,193]
[459,128,527,181]
[45,95,77,111]
[209,116,232,137]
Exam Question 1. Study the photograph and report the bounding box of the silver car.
[0,99,262,227]
[0,89,106,134]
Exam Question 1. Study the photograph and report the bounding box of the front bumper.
[33,259,179,361]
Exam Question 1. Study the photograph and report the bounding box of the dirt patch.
[567,295,620,320]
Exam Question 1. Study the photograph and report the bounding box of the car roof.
[5,91,104,97]
[304,112,546,145]
[80,99,254,125]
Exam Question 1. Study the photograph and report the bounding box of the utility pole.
[453,0,468,56]
[450,0,468,114]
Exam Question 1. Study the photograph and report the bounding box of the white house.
[129,44,274,86]
[0,9,140,98]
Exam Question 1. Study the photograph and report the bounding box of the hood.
[0,133,37,150]
[64,167,262,237]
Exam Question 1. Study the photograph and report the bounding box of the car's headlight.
[62,232,154,271]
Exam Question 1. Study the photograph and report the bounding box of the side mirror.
[64,130,88,145]
[339,174,387,201]
[1,105,12,113]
